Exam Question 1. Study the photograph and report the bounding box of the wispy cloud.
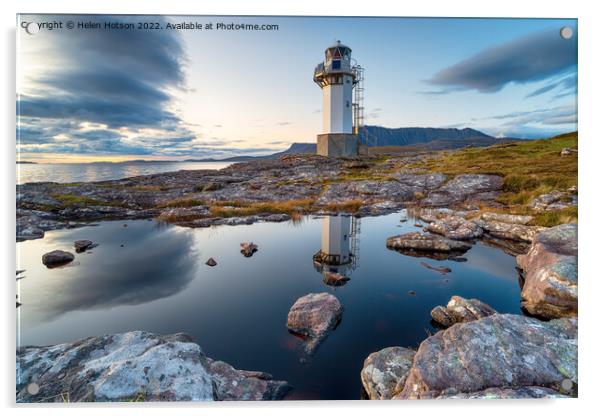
[425,28,577,93]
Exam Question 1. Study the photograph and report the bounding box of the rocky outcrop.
[425,216,483,240]
[41,250,74,267]
[386,232,472,259]
[421,174,503,207]
[414,386,568,399]
[286,293,343,354]
[16,331,291,402]
[361,347,415,399]
[430,296,497,327]
[475,217,544,243]
[479,212,533,225]
[394,314,577,399]
[517,223,578,319]
[529,190,577,212]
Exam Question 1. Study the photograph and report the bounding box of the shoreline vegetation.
[16,132,578,402]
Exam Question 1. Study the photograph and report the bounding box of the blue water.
[16,211,523,400]
[16,161,233,184]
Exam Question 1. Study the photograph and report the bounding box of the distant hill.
[358,126,504,148]
[186,127,521,162]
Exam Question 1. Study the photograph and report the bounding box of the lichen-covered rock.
[386,232,472,254]
[395,314,577,399]
[16,331,290,402]
[517,223,577,319]
[417,386,569,399]
[41,250,74,267]
[430,296,497,327]
[361,347,415,400]
[476,219,544,242]
[425,216,483,240]
[286,293,343,354]
[202,359,291,400]
[479,212,533,225]
[421,174,503,207]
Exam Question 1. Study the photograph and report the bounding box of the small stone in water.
[206,258,217,267]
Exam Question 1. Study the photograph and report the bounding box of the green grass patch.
[51,193,104,208]
[413,131,578,216]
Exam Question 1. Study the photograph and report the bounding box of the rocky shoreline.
[17,153,575,242]
[16,152,578,401]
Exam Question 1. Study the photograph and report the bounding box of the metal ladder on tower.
[349,215,361,271]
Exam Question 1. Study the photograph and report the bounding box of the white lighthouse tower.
[313,41,362,157]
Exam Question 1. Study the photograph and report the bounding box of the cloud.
[479,105,577,138]
[426,27,577,93]
[17,15,198,157]
[525,73,577,99]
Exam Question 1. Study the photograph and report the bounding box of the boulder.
[286,293,343,354]
[425,216,483,240]
[517,223,577,319]
[240,242,258,257]
[41,250,74,267]
[386,232,472,256]
[361,347,416,400]
[16,331,291,402]
[74,240,95,253]
[430,296,497,327]
[395,314,577,399]
[205,258,217,267]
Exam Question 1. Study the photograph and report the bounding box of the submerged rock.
[322,271,350,287]
[430,296,497,327]
[41,250,74,267]
[286,293,343,354]
[16,331,291,402]
[240,242,258,257]
[425,216,483,240]
[386,232,472,258]
[361,347,416,400]
[517,223,577,319]
[395,314,577,399]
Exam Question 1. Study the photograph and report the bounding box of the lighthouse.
[313,41,362,157]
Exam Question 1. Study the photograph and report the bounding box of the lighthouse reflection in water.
[313,213,360,286]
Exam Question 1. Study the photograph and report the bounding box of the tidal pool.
[16,211,523,400]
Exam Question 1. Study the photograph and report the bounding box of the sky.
[17,15,577,162]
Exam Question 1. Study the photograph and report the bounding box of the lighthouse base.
[316,133,359,157]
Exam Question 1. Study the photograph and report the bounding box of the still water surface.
[17,161,232,184]
[16,211,523,399]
